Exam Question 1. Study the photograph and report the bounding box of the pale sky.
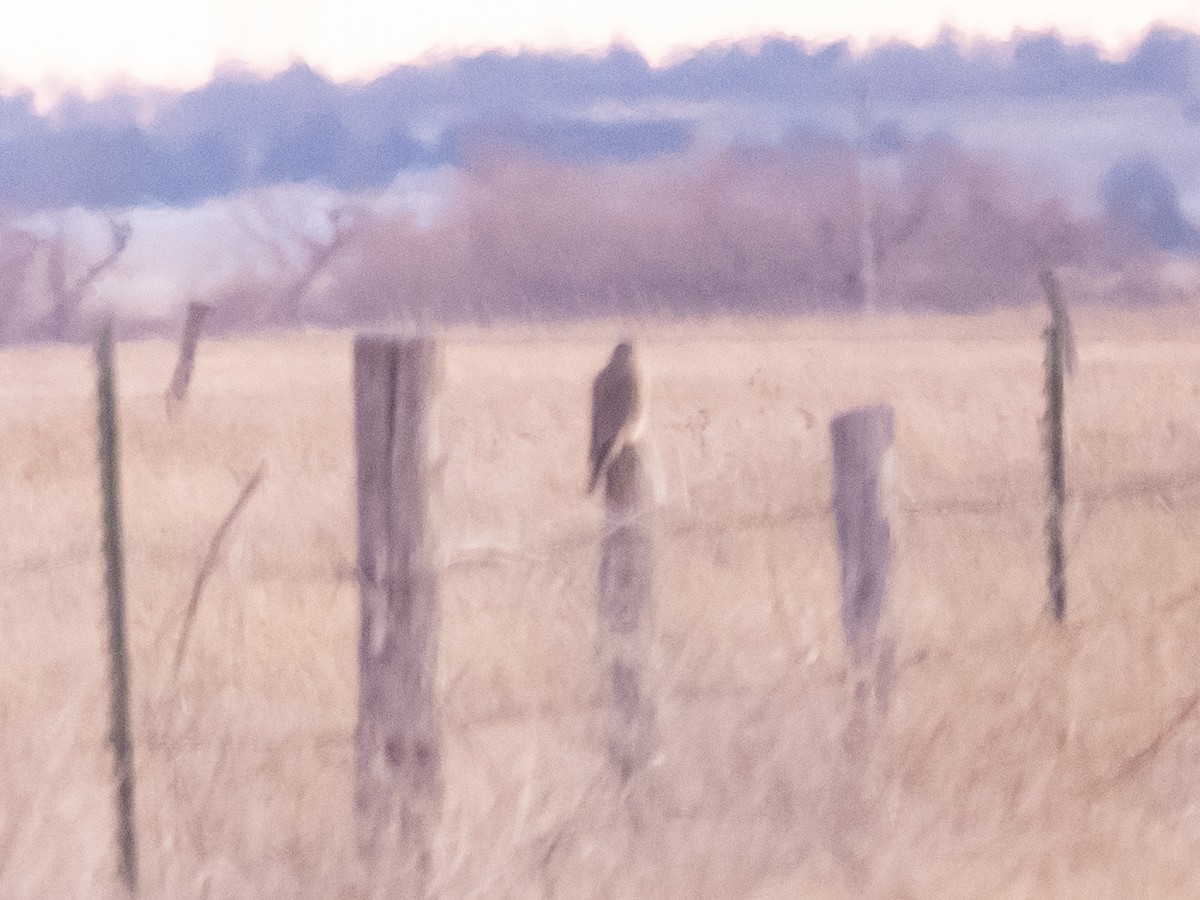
[3,0,1200,101]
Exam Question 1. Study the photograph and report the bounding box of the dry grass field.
[5,311,1200,898]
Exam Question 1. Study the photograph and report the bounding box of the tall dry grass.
[3,312,1200,897]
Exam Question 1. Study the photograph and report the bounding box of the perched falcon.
[588,341,645,494]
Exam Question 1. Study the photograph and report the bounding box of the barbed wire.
[7,467,1200,582]
[11,478,1200,799]
[131,644,1200,799]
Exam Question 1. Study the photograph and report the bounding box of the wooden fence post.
[166,301,211,412]
[1040,271,1074,623]
[831,405,895,714]
[598,443,654,781]
[352,333,442,894]
[95,324,139,894]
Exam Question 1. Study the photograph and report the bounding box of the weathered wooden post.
[352,333,442,894]
[1040,271,1075,623]
[598,442,655,780]
[831,405,895,715]
[589,340,653,780]
[166,301,211,412]
[95,323,139,894]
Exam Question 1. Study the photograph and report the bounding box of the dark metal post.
[1040,270,1073,623]
[96,324,139,893]
[1044,322,1067,622]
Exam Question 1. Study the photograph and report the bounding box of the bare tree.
[42,218,131,341]
[0,224,41,344]
[228,194,369,328]
[274,207,364,325]
[873,190,932,273]
[854,85,878,313]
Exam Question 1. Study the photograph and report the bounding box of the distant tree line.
[0,131,1194,343]
[0,27,1196,209]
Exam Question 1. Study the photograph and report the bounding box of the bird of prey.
[588,341,645,494]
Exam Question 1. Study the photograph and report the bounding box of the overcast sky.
[3,0,1200,101]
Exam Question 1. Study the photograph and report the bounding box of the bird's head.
[613,340,635,365]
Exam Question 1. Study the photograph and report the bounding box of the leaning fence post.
[352,333,442,894]
[166,301,211,413]
[831,405,895,715]
[95,323,139,894]
[598,442,655,781]
[1040,271,1074,623]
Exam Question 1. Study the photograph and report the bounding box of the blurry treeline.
[0,134,1192,342]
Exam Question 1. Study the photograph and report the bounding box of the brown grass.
[4,311,1200,897]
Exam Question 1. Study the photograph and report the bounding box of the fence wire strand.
[7,467,1200,582]
[8,463,1200,793]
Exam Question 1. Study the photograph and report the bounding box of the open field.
[4,311,1200,897]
